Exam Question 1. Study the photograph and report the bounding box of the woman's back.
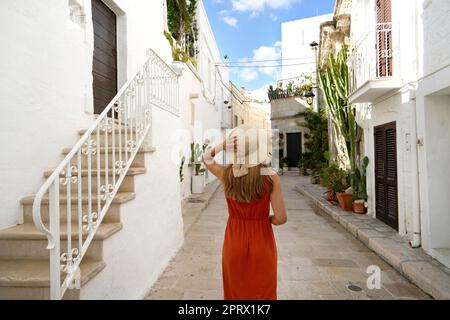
[225,176,272,221]
[222,175,277,300]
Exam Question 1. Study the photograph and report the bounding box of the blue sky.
[204,0,335,96]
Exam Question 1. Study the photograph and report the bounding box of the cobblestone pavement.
[145,175,430,300]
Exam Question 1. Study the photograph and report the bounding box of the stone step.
[0,238,103,260]
[0,221,122,241]
[62,146,154,169]
[22,198,122,224]
[21,191,135,223]
[78,128,144,148]
[43,167,146,194]
[0,222,121,260]
[0,258,106,300]
[79,127,137,136]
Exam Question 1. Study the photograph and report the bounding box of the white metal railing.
[349,22,397,94]
[32,49,179,300]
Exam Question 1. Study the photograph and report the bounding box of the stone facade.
[229,83,268,129]
[319,0,352,69]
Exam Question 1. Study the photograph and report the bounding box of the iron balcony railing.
[32,49,179,300]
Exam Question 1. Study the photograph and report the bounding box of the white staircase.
[0,49,179,299]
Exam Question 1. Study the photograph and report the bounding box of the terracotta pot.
[353,201,367,214]
[336,192,353,211]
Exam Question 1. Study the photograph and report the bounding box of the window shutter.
[375,0,393,78]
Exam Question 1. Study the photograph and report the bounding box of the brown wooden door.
[375,0,393,78]
[92,0,117,115]
[374,121,398,230]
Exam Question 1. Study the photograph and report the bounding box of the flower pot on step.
[336,192,353,211]
[353,200,367,214]
[192,174,205,194]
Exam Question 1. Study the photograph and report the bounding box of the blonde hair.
[223,164,273,203]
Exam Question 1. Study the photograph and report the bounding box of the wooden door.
[376,0,393,78]
[92,0,117,115]
[374,122,398,230]
[286,133,302,168]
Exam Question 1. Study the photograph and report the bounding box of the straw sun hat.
[225,125,273,178]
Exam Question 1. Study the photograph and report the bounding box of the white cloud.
[270,13,278,21]
[237,42,281,84]
[239,68,259,82]
[231,0,299,15]
[252,44,281,76]
[248,84,272,103]
[222,16,238,28]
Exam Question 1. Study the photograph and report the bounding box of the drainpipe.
[409,0,421,248]
[410,85,422,248]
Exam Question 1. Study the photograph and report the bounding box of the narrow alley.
[146,175,429,300]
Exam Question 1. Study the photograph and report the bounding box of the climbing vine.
[166,0,199,62]
[297,108,329,173]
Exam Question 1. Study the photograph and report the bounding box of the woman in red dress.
[202,126,287,300]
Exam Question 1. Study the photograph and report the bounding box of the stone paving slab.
[181,180,221,236]
[295,180,450,300]
[145,176,430,300]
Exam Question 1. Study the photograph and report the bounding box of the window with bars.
[375,0,393,78]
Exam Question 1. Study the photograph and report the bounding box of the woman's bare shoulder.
[265,169,280,182]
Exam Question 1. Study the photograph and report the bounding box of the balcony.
[349,23,402,104]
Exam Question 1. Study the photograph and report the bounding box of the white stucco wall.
[353,0,450,265]
[178,1,230,199]
[416,64,450,259]
[0,0,172,230]
[358,93,416,236]
[281,14,333,81]
[0,0,187,298]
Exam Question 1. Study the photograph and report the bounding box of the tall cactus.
[319,45,361,174]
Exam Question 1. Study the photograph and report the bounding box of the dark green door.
[286,133,302,167]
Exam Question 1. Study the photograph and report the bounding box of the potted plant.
[190,142,208,194]
[351,156,369,214]
[321,163,340,201]
[279,157,289,175]
[299,152,312,176]
[281,157,289,169]
[327,165,352,210]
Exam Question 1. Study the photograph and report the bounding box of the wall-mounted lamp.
[309,41,319,48]
[304,90,315,106]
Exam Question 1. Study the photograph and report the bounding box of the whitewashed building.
[229,83,269,129]
[270,14,332,169]
[281,14,334,81]
[178,1,230,199]
[350,0,450,267]
[0,0,228,299]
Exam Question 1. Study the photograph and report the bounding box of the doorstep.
[295,181,450,300]
[181,179,222,236]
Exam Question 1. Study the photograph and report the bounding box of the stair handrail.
[32,49,179,299]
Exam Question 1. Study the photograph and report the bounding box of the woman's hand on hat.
[222,135,237,152]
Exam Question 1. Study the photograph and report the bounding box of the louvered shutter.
[375,0,393,78]
[374,122,398,230]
